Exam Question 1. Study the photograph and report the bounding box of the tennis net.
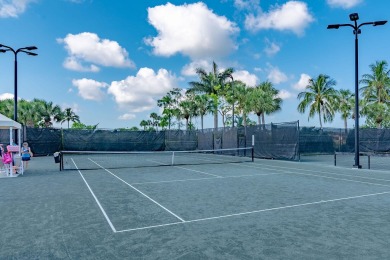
[60,147,254,170]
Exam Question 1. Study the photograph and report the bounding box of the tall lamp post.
[0,44,38,143]
[327,13,387,169]
[228,75,235,127]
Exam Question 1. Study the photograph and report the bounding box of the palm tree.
[360,60,390,128]
[188,61,233,129]
[33,99,62,127]
[0,99,14,120]
[250,81,282,125]
[17,99,36,127]
[150,112,161,131]
[140,120,149,130]
[234,81,252,127]
[218,97,232,128]
[61,108,80,129]
[195,94,212,131]
[177,92,197,130]
[157,88,182,130]
[336,89,354,131]
[297,74,338,129]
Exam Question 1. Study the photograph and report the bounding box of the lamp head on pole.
[327,24,340,29]
[373,20,387,26]
[349,13,359,21]
[24,46,38,51]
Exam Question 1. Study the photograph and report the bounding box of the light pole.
[327,13,387,169]
[0,44,38,143]
[228,75,235,127]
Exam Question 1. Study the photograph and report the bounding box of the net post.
[368,154,370,169]
[171,151,175,166]
[60,152,63,171]
[334,153,336,166]
[251,135,255,162]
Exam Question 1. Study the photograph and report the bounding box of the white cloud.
[234,0,260,11]
[181,60,212,76]
[245,1,314,36]
[0,0,35,18]
[58,32,135,72]
[232,70,258,86]
[293,73,311,90]
[327,0,362,9]
[0,92,13,100]
[108,67,179,113]
[61,103,80,113]
[277,89,293,99]
[72,78,108,101]
[63,57,100,72]
[119,113,136,120]
[267,65,288,84]
[145,2,239,59]
[264,38,281,56]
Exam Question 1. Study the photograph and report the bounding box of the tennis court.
[1,154,390,259]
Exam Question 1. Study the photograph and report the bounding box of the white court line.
[71,159,117,233]
[147,159,222,178]
[246,161,390,186]
[132,172,283,185]
[89,158,185,223]
[116,190,390,232]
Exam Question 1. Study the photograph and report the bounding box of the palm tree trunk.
[257,114,261,125]
[318,110,323,129]
[261,113,265,125]
[186,118,189,130]
[201,115,204,131]
[344,118,347,134]
[214,109,218,129]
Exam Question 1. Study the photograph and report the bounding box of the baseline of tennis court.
[71,155,390,233]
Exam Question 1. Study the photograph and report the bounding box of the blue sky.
[0,0,389,129]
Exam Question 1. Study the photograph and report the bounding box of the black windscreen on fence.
[63,129,165,151]
[245,121,299,160]
[26,128,62,156]
[22,121,302,160]
[165,130,197,151]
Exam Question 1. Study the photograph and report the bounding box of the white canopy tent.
[0,113,22,177]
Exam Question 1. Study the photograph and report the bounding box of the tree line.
[0,60,389,131]
[141,60,390,131]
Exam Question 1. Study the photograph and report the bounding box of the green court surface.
[1,156,390,259]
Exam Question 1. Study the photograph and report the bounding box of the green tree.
[178,93,197,130]
[61,108,80,129]
[33,99,62,127]
[140,120,149,131]
[195,94,212,131]
[297,74,338,129]
[188,61,233,129]
[360,60,390,128]
[150,112,161,131]
[336,89,354,131]
[157,88,182,130]
[71,122,98,130]
[250,81,282,125]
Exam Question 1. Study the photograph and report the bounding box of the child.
[21,142,33,170]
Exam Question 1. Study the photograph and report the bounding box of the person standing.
[21,142,33,170]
